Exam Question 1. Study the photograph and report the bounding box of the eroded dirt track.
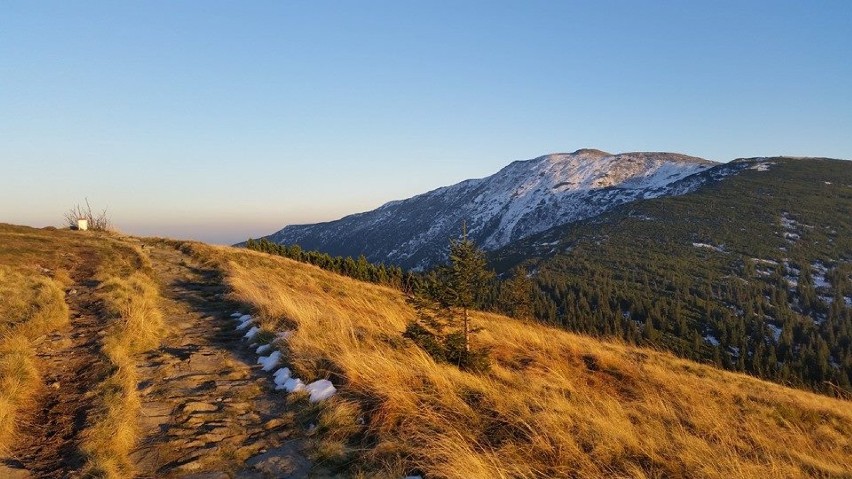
[6,251,105,479]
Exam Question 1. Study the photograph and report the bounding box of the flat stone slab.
[183,401,219,414]
[241,442,311,478]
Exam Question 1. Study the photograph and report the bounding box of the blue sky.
[2,1,850,243]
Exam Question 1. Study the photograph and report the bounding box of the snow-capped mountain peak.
[263,149,718,269]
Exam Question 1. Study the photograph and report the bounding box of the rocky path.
[131,241,314,478]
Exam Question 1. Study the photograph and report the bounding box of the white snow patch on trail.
[230,313,337,403]
[258,351,282,371]
[244,326,260,340]
[305,379,337,402]
[273,368,292,389]
[283,377,305,393]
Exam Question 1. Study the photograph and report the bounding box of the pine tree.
[501,265,534,320]
[445,223,494,352]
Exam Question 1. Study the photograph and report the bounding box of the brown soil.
[5,250,108,478]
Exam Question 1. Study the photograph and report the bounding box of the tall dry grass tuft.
[80,270,164,478]
[187,244,852,478]
[0,266,69,453]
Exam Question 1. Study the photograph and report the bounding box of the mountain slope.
[490,157,852,393]
[264,149,716,269]
[180,240,852,478]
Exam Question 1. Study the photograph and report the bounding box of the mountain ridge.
[262,149,718,269]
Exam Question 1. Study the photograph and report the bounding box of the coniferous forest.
[491,158,852,396]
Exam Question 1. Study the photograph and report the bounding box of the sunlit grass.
[189,243,852,478]
[81,270,164,478]
[0,266,68,454]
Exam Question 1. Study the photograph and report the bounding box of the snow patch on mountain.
[263,149,720,269]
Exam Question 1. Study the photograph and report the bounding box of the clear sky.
[2,1,850,244]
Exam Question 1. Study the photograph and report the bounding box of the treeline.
[245,238,418,291]
[244,237,535,326]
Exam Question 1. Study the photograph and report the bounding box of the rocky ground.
[1,239,331,478]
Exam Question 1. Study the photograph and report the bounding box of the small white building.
[77,219,88,231]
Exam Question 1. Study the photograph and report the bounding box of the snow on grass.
[779,212,812,246]
[537,241,559,247]
[258,351,282,371]
[273,367,292,389]
[753,258,779,266]
[750,162,774,171]
[811,262,831,289]
[231,314,336,402]
[692,242,726,253]
[244,326,260,340]
[766,324,782,342]
[283,377,305,393]
[305,379,337,403]
[818,295,835,306]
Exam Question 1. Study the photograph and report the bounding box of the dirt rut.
[2,251,106,478]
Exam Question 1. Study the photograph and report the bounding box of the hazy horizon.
[3,1,851,244]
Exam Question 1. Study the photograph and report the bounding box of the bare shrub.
[64,198,111,231]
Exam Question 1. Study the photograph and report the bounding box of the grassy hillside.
[0,224,163,477]
[490,158,852,394]
[182,240,852,478]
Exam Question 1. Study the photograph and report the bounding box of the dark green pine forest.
[247,157,851,396]
[490,157,852,395]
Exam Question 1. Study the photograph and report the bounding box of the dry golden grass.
[81,270,164,478]
[186,243,852,479]
[0,224,161,474]
[0,265,69,454]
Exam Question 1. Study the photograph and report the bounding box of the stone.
[263,418,289,430]
[243,442,311,478]
[183,402,219,414]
